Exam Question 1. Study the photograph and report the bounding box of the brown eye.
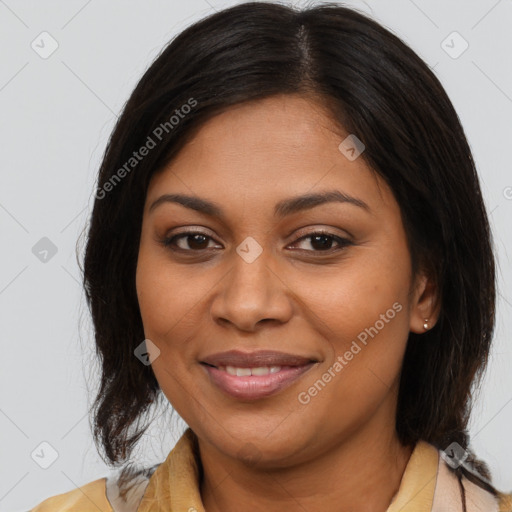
[160,230,352,255]
[161,232,218,252]
[289,232,352,253]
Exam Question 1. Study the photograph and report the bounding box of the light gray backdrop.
[1,1,511,510]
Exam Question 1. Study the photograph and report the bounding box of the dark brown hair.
[80,0,497,501]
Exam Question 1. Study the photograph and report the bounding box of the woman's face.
[136,94,435,467]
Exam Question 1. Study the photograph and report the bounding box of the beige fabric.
[30,476,113,511]
[105,471,153,512]
[386,441,439,512]
[431,454,500,511]
[137,429,203,512]
[29,428,510,511]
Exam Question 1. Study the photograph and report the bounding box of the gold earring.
[423,318,429,330]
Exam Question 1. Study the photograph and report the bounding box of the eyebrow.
[148,190,371,219]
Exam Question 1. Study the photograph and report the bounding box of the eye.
[289,231,353,253]
[159,229,352,255]
[160,231,220,252]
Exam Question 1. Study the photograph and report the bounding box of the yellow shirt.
[29,428,512,511]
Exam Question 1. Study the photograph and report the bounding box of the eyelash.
[159,229,353,255]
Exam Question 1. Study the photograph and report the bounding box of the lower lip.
[201,363,316,401]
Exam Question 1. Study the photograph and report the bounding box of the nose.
[210,249,294,332]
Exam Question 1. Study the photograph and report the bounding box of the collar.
[138,428,203,512]
[135,428,501,512]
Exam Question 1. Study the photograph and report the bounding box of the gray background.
[1,0,511,510]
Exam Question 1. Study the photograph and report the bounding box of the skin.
[135,93,440,512]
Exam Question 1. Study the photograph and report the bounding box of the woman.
[30,2,511,511]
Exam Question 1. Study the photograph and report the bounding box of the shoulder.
[29,477,112,512]
[497,490,512,512]
[423,441,512,512]
[28,463,159,512]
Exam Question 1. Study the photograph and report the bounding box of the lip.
[200,350,318,401]
[201,349,316,368]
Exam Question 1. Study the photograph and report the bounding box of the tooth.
[251,367,270,376]
[221,366,282,376]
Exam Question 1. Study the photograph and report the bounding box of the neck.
[198,418,414,512]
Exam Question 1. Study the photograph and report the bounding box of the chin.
[200,420,317,469]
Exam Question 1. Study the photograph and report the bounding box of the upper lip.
[201,350,317,368]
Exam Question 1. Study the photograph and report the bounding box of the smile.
[218,365,282,376]
[201,361,316,400]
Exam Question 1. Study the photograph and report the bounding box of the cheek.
[136,251,170,336]
[136,246,204,338]
[135,250,204,409]
[299,249,411,392]
[317,296,409,392]
[300,251,410,336]
[296,290,409,438]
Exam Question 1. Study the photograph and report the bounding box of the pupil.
[312,235,332,250]
[189,234,208,249]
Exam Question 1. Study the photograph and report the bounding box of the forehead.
[145,94,394,216]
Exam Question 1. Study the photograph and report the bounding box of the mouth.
[200,350,319,401]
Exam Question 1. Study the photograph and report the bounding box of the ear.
[409,270,441,334]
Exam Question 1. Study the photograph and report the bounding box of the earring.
[423,318,429,330]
